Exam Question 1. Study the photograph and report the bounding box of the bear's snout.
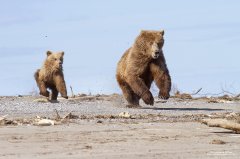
[152,52,160,59]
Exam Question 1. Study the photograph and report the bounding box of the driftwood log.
[202,119,240,134]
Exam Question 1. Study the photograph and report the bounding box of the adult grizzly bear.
[34,51,68,100]
[116,30,171,107]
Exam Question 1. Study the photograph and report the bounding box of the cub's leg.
[34,69,49,97]
[116,75,140,107]
[39,81,50,97]
[50,87,59,100]
[34,69,40,88]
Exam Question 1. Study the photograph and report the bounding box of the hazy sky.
[0,0,240,96]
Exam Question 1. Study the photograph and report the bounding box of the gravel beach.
[0,95,240,159]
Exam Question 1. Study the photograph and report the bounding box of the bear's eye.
[158,41,164,48]
[54,58,57,61]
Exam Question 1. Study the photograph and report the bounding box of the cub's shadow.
[141,107,225,111]
[49,100,59,103]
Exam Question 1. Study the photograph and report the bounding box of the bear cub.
[116,30,171,107]
[34,51,68,100]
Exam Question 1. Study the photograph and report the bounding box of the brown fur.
[34,51,68,100]
[116,30,171,107]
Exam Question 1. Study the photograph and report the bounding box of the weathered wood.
[202,119,240,133]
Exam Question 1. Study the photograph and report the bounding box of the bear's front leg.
[38,81,50,97]
[53,74,68,99]
[158,71,171,99]
[150,63,171,100]
[127,76,154,105]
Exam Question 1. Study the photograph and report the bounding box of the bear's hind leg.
[117,75,140,107]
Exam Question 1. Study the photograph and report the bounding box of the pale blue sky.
[0,0,240,96]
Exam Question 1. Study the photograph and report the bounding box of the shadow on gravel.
[212,131,235,134]
[141,107,225,111]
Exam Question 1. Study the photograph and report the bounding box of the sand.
[0,95,240,159]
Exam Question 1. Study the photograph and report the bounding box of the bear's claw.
[142,91,154,105]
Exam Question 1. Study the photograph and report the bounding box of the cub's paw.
[142,91,154,105]
[158,91,170,100]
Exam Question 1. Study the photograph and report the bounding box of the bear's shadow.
[141,107,225,111]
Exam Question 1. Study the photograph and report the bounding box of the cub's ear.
[46,51,52,56]
[61,51,64,56]
[160,29,164,36]
[140,30,146,33]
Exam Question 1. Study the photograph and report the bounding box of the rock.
[97,120,103,123]
[211,139,226,145]
[119,112,131,118]
[34,98,49,103]
[0,115,8,121]
[37,119,54,126]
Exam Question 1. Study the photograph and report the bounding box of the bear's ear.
[61,51,64,56]
[46,51,52,56]
[140,30,148,37]
[160,29,164,36]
